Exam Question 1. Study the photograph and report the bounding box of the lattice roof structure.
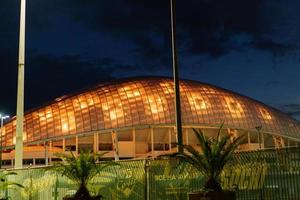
[3,77,300,147]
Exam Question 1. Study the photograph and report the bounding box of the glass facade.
[2,77,300,147]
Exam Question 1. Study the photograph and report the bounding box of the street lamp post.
[255,125,264,200]
[170,0,183,153]
[15,0,26,169]
[0,114,10,169]
[255,126,262,150]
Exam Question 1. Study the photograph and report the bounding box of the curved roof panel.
[2,77,300,146]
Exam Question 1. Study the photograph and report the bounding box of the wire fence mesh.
[0,148,300,200]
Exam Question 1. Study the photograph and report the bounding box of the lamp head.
[0,114,9,120]
[255,125,262,131]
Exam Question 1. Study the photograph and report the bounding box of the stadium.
[1,77,300,167]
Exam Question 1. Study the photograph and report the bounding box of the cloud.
[1,0,300,116]
[2,0,298,69]
[39,0,297,62]
[278,103,300,118]
[250,39,298,57]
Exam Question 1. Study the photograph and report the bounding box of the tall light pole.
[255,125,263,200]
[170,0,183,153]
[255,126,262,150]
[15,0,26,169]
[0,114,10,169]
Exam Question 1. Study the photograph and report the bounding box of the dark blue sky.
[1,0,300,119]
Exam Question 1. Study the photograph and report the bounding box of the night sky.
[1,0,300,120]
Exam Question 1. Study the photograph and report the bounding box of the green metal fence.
[1,148,300,200]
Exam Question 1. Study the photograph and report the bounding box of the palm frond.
[192,129,213,166]
[175,126,244,191]
[51,150,118,188]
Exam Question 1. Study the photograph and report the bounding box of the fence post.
[144,159,150,200]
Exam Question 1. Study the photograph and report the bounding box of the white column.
[62,138,65,152]
[94,133,99,153]
[185,129,189,145]
[112,131,119,161]
[248,132,251,145]
[281,137,285,148]
[168,128,172,152]
[261,133,265,149]
[75,136,78,154]
[49,141,52,165]
[15,0,26,169]
[133,128,136,157]
[96,133,99,152]
[174,127,178,152]
[44,141,48,166]
[93,133,98,153]
[151,128,154,158]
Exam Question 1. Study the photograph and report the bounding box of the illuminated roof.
[2,77,300,146]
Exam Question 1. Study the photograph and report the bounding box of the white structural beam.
[151,128,154,158]
[93,133,98,154]
[75,136,78,154]
[44,142,48,166]
[185,129,189,145]
[261,133,265,149]
[15,0,26,169]
[96,133,99,152]
[112,131,119,161]
[168,128,172,152]
[132,128,136,157]
[49,141,52,165]
[62,138,65,152]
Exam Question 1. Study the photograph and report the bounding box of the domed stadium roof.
[3,77,300,147]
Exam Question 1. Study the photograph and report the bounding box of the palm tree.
[174,127,243,192]
[52,150,117,200]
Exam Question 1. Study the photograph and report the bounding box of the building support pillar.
[281,137,285,148]
[168,128,172,152]
[133,128,136,157]
[247,132,251,145]
[93,133,98,153]
[185,128,189,145]
[151,128,154,158]
[49,141,52,165]
[44,141,48,166]
[75,136,78,154]
[258,132,260,147]
[62,138,65,152]
[261,133,265,149]
[112,131,119,161]
[97,133,99,152]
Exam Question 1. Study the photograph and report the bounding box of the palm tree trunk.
[74,183,91,199]
[204,177,222,191]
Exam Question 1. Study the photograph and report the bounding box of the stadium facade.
[1,77,300,167]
